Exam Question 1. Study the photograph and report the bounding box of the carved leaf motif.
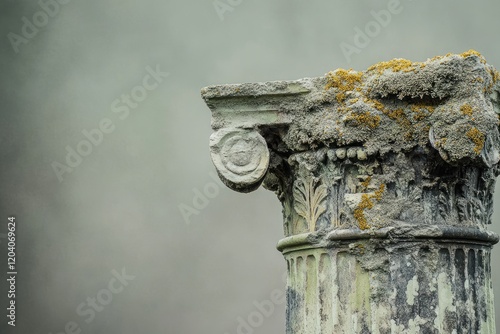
[439,179,460,222]
[293,177,327,233]
[456,197,470,223]
[438,183,451,220]
[471,196,485,223]
[479,170,495,225]
[457,178,472,224]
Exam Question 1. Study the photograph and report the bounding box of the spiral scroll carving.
[209,128,270,192]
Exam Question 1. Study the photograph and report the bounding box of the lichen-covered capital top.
[202,51,500,236]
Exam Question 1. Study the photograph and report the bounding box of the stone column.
[202,51,500,333]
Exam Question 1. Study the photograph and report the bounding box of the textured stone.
[202,51,500,333]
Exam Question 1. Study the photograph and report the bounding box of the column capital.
[203,51,500,235]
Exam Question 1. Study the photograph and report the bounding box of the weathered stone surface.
[277,227,497,333]
[202,51,500,333]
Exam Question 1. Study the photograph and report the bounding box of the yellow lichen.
[361,176,372,189]
[403,131,414,141]
[325,69,363,92]
[325,69,364,111]
[354,194,374,230]
[367,58,421,75]
[365,97,411,121]
[435,137,447,148]
[336,92,347,104]
[411,105,434,121]
[429,53,452,62]
[489,68,500,83]
[366,51,487,76]
[466,127,485,154]
[345,112,381,129]
[365,98,407,125]
[460,49,486,63]
[365,98,385,112]
[354,184,385,230]
[385,108,414,138]
[483,68,500,93]
[460,104,474,116]
[373,184,385,201]
[362,98,419,140]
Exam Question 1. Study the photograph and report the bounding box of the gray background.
[0,0,499,333]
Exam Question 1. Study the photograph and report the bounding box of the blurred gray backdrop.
[0,0,499,333]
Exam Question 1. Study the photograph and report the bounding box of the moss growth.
[345,112,381,129]
[354,184,385,230]
[460,104,474,116]
[466,127,485,154]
